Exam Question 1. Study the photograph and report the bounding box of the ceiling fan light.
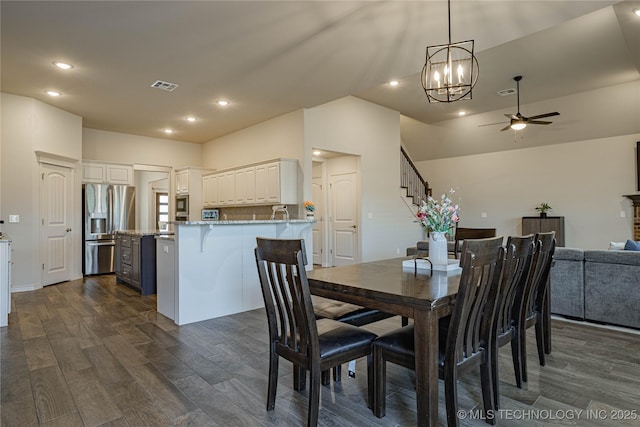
[511,121,527,131]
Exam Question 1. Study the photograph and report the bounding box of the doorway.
[133,165,171,231]
[312,151,361,267]
[40,162,74,286]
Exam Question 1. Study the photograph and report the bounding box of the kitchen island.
[115,230,174,295]
[155,219,314,325]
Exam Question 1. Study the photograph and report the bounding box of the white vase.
[429,231,448,267]
[306,211,314,219]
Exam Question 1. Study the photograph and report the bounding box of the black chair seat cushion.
[373,322,450,367]
[313,299,394,326]
[317,319,377,359]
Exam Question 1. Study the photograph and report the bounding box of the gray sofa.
[550,248,640,329]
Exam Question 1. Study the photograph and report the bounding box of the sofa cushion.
[550,248,585,319]
[624,240,640,251]
[585,260,640,329]
[584,249,640,267]
[609,241,626,250]
[553,247,584,261]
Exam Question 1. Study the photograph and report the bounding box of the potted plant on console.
[536,202,552,218]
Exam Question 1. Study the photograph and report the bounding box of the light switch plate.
[8,215,19,223]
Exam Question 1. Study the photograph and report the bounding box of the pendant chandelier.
[421,0,479,103]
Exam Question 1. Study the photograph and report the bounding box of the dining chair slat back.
[255,237,377,427]
[484,234,535,409]
[514,231,556,383]
[372,236,505,426]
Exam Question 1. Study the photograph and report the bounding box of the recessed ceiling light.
[457,111,466,116]
[313,150,322,156]
[217,100,229,106]
[389,80,399,86]
[186,116,197,122]
[163,129,173,134]
[634,8,640,17]
[46,90,61,97]
[53,61,73,70]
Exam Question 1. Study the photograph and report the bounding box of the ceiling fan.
[483,75,560,131]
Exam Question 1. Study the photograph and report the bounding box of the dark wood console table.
[522,216,565,247]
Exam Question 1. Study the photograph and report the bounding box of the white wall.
[1,93,83,288]
[83,128,202,169]
[201,110,305,170]
[304,96,423,262]
[415,134,640,249]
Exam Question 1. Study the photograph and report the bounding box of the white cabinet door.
[235,167,256,204]
[106,164,133,185]
[83,163,106,183]
[266,162,281,203]
[176,171,189,194]
[255,164,268,204]
[220,171,235,205]
[202,174,219,206]
[243,167,256,204]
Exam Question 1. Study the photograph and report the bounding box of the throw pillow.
[623,240,640,251]
[609,241,626,250]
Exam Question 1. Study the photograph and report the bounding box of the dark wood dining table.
[306,257,461,427]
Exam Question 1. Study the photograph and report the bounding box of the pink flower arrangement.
[416,189,459,233]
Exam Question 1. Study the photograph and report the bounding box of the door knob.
[66,228,72,232]
[352,225,357,229]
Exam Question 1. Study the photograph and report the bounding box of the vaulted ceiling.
[2,1,639,161]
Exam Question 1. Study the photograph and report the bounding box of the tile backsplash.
[215,205,300,221]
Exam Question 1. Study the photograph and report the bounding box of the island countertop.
[172,219,315,225]
[115,230,175,237]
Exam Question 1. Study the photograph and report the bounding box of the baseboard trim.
[552,315,640,336]
[11,283,42,293]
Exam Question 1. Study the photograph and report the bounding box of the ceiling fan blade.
[478,121,508,127]
[526,112,559,120]
[504,114,518,120]
[500,124,512,131]
[527,120,553,125]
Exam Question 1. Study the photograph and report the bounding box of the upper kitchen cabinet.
[256,160,298,205]
[202,174,219,207]
[203,159,298,208]
[175,167,212,195]
[174,167,212,219]
[83,161,134,185]
[235,166,256,204]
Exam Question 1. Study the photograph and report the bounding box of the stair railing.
[400,146,431,206]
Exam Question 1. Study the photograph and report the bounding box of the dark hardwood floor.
[2,274,640,426]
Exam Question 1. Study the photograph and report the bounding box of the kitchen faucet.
[271,205,289,221]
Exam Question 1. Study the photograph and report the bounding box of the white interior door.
[41,163,73,286]
[329,172,359,266]
[311,176,324,265]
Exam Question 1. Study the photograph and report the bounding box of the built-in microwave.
[176,194,189,218]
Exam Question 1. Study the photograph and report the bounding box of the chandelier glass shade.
[421,1,479,103]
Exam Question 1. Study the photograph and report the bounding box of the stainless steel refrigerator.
[83,184,135,275]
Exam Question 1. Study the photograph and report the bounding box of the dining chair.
[452,227,498,259]
[254,237,377,427]
[372,236,505,426]
[485,235,535,409]
[515,231,556,383]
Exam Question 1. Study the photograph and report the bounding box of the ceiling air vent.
[150,80,179,92]
[497,88,517,97]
